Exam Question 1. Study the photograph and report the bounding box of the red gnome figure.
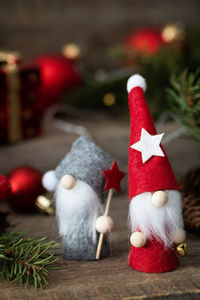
[127,74,186,273]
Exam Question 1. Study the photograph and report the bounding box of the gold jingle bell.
[36,195,55,215]
[176,243,188,256]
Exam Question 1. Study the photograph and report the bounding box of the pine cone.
[180,167,200,234]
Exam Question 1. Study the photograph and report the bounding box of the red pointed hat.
[127,74,179,200]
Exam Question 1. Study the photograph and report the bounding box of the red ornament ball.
[34,55,82,108]
[125,28,164,55]
[0,175,11,201]
[7,166,45,212]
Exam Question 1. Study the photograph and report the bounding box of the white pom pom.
[127,74,147,93]
[42,170,58,192]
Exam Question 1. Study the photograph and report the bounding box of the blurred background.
[1,0,200,67]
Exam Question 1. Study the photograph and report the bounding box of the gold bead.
[103,93,116,107]
[62,43,82,60]
[161,24,185,43]
[176,243,188,256]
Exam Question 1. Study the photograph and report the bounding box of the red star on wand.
[103,160,126,193]
[96,161,126,260]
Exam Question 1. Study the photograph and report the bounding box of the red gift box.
[0,58,42,144]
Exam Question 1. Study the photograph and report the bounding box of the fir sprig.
[167,70,200,142]
[0,229,60,288]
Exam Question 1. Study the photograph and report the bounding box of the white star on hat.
[130,128,165,163]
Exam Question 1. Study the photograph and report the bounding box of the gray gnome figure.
[42,136,114,261]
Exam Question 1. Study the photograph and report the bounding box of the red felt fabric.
[129,237,179,273]
[103,160,126,192]
[128,87,179,199]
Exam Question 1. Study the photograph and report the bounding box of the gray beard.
[55,180,108,260]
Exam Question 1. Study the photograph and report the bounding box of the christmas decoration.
[125,28,164,55]
[34,55,82,108]
[176,243,188,256]
[62,43,82,61]
[7,166,44,212]
[0,175,11,201]
[0,55,41,144]
[167,70,200,142]
[127,74,186,273]
[112,24,185,65]
[102,92,116,107]
[161,23,185,44]
[103,160,125,193]
[59,28,200,120]
[0,50,22,65]
[130,128,164,163]
[108,27,200,118]
[0,229,59,288]
[180,167,200,234]
[110,26,177,71]
[96,161,125,259]
[42,136,115,261]
[35,194,55,215]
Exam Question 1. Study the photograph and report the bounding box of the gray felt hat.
[54,136,114,195]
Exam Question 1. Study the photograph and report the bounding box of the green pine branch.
[167,69,200,141]
[0,229,60,288]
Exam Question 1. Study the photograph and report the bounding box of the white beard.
[55,180,103,245]
[129,190,184,247]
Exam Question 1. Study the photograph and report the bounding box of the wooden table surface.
[0,113,200,300]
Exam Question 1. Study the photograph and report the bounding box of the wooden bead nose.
[61,174,76,190]
[151,191,168,207]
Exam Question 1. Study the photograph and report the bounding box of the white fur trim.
[127,74,147,93]
[129,190,184,247]
[42,170,58,192]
